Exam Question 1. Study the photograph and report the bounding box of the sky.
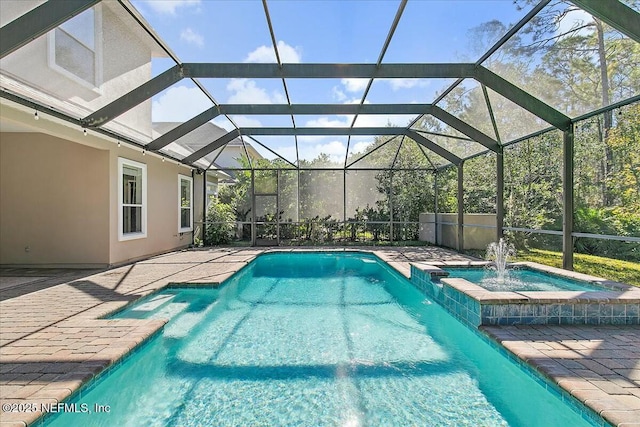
[128,0,545,163]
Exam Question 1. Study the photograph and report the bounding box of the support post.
[433,170,439,245]
[251,170,256,246]
[276,170,281,246]
[343,169,347,244]
[390,171,394,243]
[563,125,575,270]
[496,147,504,242]
[202,170,207,246]
[191,169,196,247]
[457,162,464,252]
[297,170,301,241]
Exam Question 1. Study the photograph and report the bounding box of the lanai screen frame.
[1,0,639,269]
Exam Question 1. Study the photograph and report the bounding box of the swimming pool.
[444,267,604,292]
[43,252,598,426]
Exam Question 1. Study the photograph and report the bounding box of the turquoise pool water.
[444,267,604,292]
[43,252,597,426]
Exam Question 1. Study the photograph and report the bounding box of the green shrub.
[574,207,640,262]
[204,199,236,245]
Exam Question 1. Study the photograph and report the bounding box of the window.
[179,175,193,232]
[49,7,101,88]
[118,158,147,241]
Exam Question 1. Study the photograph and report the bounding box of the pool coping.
[1,247,637,427]
[479,324,640,427]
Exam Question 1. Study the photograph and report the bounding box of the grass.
[514,248,640,287]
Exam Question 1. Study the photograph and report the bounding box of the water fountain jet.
[486,238,515,283]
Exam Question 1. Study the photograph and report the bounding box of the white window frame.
[47,4,103,90]
[118,158,147,241]
[179,174,193,233]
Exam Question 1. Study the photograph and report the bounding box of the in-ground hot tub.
[411,261,640,327]
[443,266,607,292]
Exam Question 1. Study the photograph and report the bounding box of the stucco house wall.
[107,146,193,266]
[0,98,194,267]
[0,132,110,266]
[0,2,194,267]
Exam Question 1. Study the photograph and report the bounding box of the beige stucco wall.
[419,213,497,250]
[108,146,193,265]
[462,214,498,250]
[0,133,110,266]
[1,101,195,267]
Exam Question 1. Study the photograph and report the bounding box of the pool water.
[44,252,596,426]
[444,267,604,292]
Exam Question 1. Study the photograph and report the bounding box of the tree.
[606,104,640,212]
[475,0,640,206]
[504,131,564,249]
[463,154,497,214]
[299,154,344,221]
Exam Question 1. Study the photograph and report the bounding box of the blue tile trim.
[411,267,640,327]
[476,330,611,427]
[34,326,165,426]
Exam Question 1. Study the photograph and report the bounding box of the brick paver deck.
[483,325,640,427]
[1,247,638,426]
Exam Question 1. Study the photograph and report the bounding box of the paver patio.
[0,247,638,426]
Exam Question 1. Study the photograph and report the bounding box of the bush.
[574,207,640,262]
[204,199,236,245]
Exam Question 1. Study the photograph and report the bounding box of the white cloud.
[383,78,430,91]
[211,116,236,132]
[302,104,412,129]
[277,41,303,63]
[332,86,347,102]
[304,116,349,127]
[230,115,263,127]
[275,145,297,162]
[296,135,332,145]
[278,140,348,163]
[152,85,211,122]
[341,78,369,93]
[226,79,285,104]
[180,28,204,48]
[244,40,302,63]
[221,40,299,111]
[244,45,276,63]
[312,140,347,161]
[335,77,429,104]
[351,141,371,154]
[353,114,412,128]
[270,134,379,162]
[142,0,200,15]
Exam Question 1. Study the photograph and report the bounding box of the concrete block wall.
[419,213,497,250]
